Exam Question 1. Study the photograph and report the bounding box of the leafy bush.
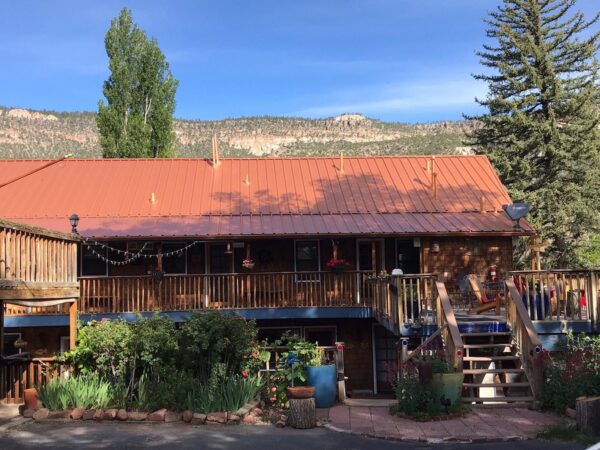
[179,312,262,383]
[392,370,442,419]
[63,314,179,406]
[58,311,265,412]
[38,375,113,411]
[541,332,600,412]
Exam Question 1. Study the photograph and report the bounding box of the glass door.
[356,239,384,304]
[207,243,234,305]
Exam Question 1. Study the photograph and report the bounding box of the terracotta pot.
[286,386,315,399]
[24,388,39,410]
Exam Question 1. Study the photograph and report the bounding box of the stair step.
[462,396,534,403]
[463,356,520,362]
[463,368,525,375]
[461,332,512,337]
[463,343,514,349]
[463,382,530,388]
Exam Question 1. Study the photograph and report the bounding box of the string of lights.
[84,240,203,266]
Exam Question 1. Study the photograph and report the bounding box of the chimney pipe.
[211,134,221,167]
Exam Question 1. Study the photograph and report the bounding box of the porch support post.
[69,299,77,350]
[371,240,376,273]
[335,342,346,403]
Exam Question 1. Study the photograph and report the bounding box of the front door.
[395,239,421,274]
[207,243,234,305]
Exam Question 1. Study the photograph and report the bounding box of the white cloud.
[297,78,487,117]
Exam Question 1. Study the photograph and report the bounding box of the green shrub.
[392,371,442,419]
[541,332,600,412]
[179,312,261,383]
[60,311,265,412]
[37,374,113,411]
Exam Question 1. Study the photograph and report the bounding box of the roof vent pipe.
[430,156,437,199]
[211,134,221,167]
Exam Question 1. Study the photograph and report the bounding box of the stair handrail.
[435,281,464,370]
[505,278,543,400]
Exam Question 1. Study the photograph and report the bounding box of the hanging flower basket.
[152,269,165,282]
[325,258,351,273]
[242,258,255,269]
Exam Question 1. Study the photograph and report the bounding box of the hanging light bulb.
[225,242,233,254]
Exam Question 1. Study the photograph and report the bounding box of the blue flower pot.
[307,364,337,408]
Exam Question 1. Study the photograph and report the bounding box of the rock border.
[23,399,264,426]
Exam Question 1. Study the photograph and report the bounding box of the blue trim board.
[4,307,373,328]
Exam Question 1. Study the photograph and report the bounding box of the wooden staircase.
[459,324,535,405]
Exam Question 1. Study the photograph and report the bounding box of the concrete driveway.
[0,421,587,450]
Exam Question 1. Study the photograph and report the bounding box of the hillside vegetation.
[0,106,473,158]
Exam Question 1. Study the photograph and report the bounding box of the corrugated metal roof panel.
[0,156,533,237]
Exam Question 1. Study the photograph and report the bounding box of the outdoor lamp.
[69,213,80,234]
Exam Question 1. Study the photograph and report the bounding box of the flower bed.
[27,312,268,419]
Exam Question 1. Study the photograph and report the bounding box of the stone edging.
[24,399,263,426]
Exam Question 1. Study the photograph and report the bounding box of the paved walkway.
[323,405,561,443]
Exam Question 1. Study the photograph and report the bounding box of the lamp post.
[69,214,80,234]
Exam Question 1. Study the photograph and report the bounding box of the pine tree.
[97,8,178,158]
[468,0,600,267]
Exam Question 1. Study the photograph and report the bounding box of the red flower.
[241,369,249,377]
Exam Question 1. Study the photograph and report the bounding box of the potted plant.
[285,352,315,399]
[418,353,464,409]
[242,258,255,269]
[306,347,337,408]
[325,258,351,273]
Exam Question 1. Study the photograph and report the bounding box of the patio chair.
[467,274,502,315]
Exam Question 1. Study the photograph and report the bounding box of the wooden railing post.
[590,270,599,332]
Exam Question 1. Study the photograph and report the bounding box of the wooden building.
[0,155,535,395]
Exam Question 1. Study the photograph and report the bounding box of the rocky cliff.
[0,108,474,158]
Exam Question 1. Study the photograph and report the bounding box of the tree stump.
[576,396,600,437]
[288,397,316,429]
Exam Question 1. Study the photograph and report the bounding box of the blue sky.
[0,0,598,122]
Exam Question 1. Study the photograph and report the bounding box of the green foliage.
[468,0,600,267]
[266,333,322,408]
[179,311,261,383]
[97,8,178,158]
[61,312,265,412]
[37,374,113,411]
[537,422,596,446]
[392,371,442,419]
[541,332,600,412]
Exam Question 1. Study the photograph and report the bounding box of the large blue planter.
[307,364,337,408]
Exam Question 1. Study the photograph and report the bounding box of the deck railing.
[509,270,599,328]
[435,281,464,369]
[5,271,376,316]
[0,357,68,404]
[505,279,544,400]
[371,274,439,330]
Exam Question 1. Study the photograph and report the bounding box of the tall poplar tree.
[468,0,600,267]
[97,8,178,158]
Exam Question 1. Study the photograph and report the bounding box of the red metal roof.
[0,156,534,238]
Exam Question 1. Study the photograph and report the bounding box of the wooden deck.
[5,271,379,316]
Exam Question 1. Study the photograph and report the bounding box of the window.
[304,326,336,347]
[81,243,108,276]
[258,327,302,345]
[295,240,320,272]
[162,242,187,274]
[2,333,22,357]
[60,336,70,355]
